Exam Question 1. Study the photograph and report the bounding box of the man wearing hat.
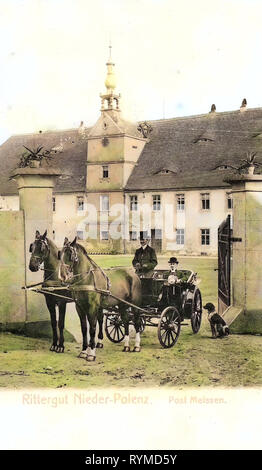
[203,303,229,339]
[164,257,190,282]
[132,236,158,278]
[159,257,189,308]
[132,236,158,302]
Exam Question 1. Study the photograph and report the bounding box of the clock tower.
[85,47,146,249]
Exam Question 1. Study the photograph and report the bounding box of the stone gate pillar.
[224,174,262,333]
[11,166,62,336]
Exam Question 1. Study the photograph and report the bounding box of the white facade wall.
[52,193,88,247]
[127,188,232,255]
[1,188,232,254]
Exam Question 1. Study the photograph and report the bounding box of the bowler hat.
[203,302,215,312]
[168,257,179,264]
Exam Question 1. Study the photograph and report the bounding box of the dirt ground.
[1,324,262,389]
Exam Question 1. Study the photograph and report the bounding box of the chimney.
[240,98,247,112]
[78,120,85,135]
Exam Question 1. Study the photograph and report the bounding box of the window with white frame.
[100,195,109,211]
[102,165,109,179]
[77,196,84,211]
[77,230,84,240]
[176,228,185,245]
[130,195,138,211]
[155,229,162,240]
[201,193,210,210]
[201,229,210,245]
[129,231,137,241]
[176,194,185,211]
[52,197,56,212]
[101,230,109,240]
[227,192,233,209]
[152,195,161,211]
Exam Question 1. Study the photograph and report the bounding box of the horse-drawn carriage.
[104,268,202,349]
[26,231,202,358]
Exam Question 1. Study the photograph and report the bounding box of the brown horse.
[29,230,71,352]
[29,230,104,356]
[59,237,142,361]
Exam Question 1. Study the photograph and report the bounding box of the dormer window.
[218,165,229,170]
[214,164,233,171]
[193,137,214,143]
[154,167,177,175]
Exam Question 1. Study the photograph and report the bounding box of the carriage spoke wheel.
[158,306,181,348]
[105,314,125,343]
[191,289,202,334]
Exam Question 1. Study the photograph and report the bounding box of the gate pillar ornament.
[223,174,262,333]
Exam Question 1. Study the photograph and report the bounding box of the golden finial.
[105,42,116,92]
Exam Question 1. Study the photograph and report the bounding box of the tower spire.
[100,44,121,113]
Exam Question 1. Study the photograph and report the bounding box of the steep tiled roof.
[0,129,89,195]
[2,107,262,196]
[125,108,262,191]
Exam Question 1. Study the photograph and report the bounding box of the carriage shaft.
[95,288,152,315]
[30,288,73,302]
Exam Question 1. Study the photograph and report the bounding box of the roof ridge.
[8,127,92,139]
[147,106,262,124]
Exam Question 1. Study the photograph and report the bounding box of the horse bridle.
[30,238,50,266]
[62,244,78,264]
[60,244,79,280]
[60,243,110,290]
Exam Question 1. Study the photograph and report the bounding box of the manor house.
[1,52,262,255]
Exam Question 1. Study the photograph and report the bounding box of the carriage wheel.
[105,314,125,343]
[158,306,181,348]
[191,288,202,333]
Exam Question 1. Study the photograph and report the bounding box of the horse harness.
[62,244,111,297]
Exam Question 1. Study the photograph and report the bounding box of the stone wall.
[0,211,26,332]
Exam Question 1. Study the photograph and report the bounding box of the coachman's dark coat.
[132,245,158,278]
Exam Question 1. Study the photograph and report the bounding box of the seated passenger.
[164,257,189,283]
